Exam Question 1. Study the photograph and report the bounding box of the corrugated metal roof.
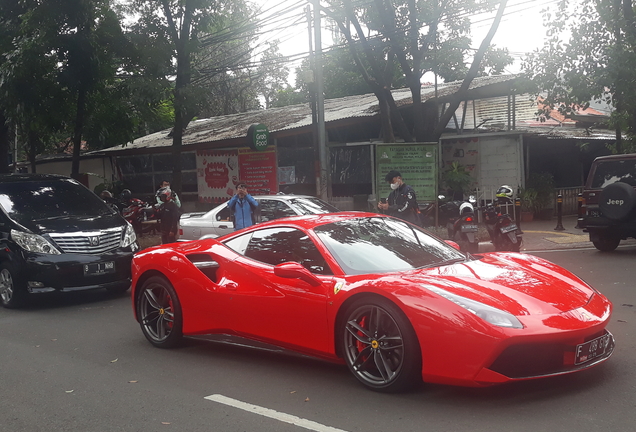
[97,74,522,153]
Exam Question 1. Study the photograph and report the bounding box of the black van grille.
[49,227,123,254]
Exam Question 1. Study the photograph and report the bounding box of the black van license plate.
[84,261,115,276]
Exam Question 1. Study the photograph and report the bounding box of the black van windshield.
[0,178,112,223]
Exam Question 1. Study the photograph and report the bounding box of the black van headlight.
[121,223,137,248]
[11,229,61,255]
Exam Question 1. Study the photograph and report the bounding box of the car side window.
[216,206,231,222]
[259,200,277,221]
[223,233,252,255]
[272,201,297,219]
[243,227,332,275]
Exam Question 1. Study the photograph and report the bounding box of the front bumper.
[18,247,135,294]
[418,292,615,387]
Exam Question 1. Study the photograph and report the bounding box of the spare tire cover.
[599,181,636,221]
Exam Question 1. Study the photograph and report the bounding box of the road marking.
[204,394,349,432]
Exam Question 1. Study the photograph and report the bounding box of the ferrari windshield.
[314,216,465,275]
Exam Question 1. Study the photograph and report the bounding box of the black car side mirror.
[274,262,322,287]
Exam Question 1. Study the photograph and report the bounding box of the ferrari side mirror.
[274,262,322,287]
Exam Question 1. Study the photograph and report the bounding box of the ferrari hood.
[401,253,595,316]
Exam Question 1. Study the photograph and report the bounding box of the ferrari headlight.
[425,285,523,329]
[121,223,137,248]
[11,229,61,255]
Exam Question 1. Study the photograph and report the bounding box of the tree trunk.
[28,130,39,173]
[431,0,508,141]
[0,111,11,173]
[71,88,86,179]
[167,0,195,196]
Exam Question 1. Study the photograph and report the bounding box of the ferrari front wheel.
[340,297,421,392]
[137,276,183,348]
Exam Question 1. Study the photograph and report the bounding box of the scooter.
[447,196,479,253]
[482,199,522,252]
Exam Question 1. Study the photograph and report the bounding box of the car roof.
[593,153,636,163]
[252,194,323,201]
[0,173,70,183]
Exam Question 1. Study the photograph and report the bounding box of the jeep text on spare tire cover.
[598,181,636,221]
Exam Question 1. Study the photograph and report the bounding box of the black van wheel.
[0,263,27,309]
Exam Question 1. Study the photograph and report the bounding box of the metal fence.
[555,186,583,215]
[472,185,583,218]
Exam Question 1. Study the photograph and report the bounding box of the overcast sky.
[252,0,557,84]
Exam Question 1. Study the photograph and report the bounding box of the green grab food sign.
[247,123,270,151]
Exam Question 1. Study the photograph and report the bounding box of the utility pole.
[312,0,329,201]
[306,6,320,198]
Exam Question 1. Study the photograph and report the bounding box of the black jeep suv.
[579,153,636,251]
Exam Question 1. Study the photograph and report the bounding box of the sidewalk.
[479,214,632,252]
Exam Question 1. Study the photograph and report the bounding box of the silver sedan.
[178,195,339,241]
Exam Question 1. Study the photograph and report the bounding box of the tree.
[321,0,511,142]
[254,42,290,109]
[523,0,636,153]
[126,0,259,194]
[1,0,140,175]
[294,44,405,100]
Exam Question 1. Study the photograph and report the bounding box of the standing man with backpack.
[377,170,420,225]
[227,181,259,230]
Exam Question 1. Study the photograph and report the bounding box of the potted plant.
[526,172,555,220]
[518,187,538,222]
[442,162,474,200]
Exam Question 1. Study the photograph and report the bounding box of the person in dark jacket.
[157,187,181,244]
[377,170,420,224]
[227,182,259,230]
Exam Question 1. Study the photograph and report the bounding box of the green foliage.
[525,172,555,214]
[523,0,636,152]
[517,187,538,213]
[442,162,474,198]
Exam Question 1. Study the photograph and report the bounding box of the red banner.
[238,148,278,195]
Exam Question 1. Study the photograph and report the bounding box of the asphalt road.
[1,246,635,432]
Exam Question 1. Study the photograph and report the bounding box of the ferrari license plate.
[500,224,517,234]
[84,261,115,276]
[575,333,612,365]
[461,224,478,233]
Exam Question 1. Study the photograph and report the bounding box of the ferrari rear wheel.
[137,276,183,348]
[341,297,421,392]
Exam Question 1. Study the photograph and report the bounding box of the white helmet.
[496,185,514,199]
[459,202,474,215]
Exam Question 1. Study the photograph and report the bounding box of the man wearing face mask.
[377,170,420,224]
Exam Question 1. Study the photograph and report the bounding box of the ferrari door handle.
[225,282,238,291]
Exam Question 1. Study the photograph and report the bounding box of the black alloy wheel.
[137,276,183,348]
[341,297,421,392]
[0,263,26,309]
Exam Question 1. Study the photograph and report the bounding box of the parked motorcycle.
[482,193,522,252]
[122,197,160,236]
[446,196,479,253]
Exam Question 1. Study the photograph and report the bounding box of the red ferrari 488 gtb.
[131,212,614,392]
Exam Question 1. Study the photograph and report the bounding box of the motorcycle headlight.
[121,223,137,249]
[425,285,523,329]
[11,229,61,255]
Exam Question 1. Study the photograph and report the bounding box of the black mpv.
[0,174,139,308]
